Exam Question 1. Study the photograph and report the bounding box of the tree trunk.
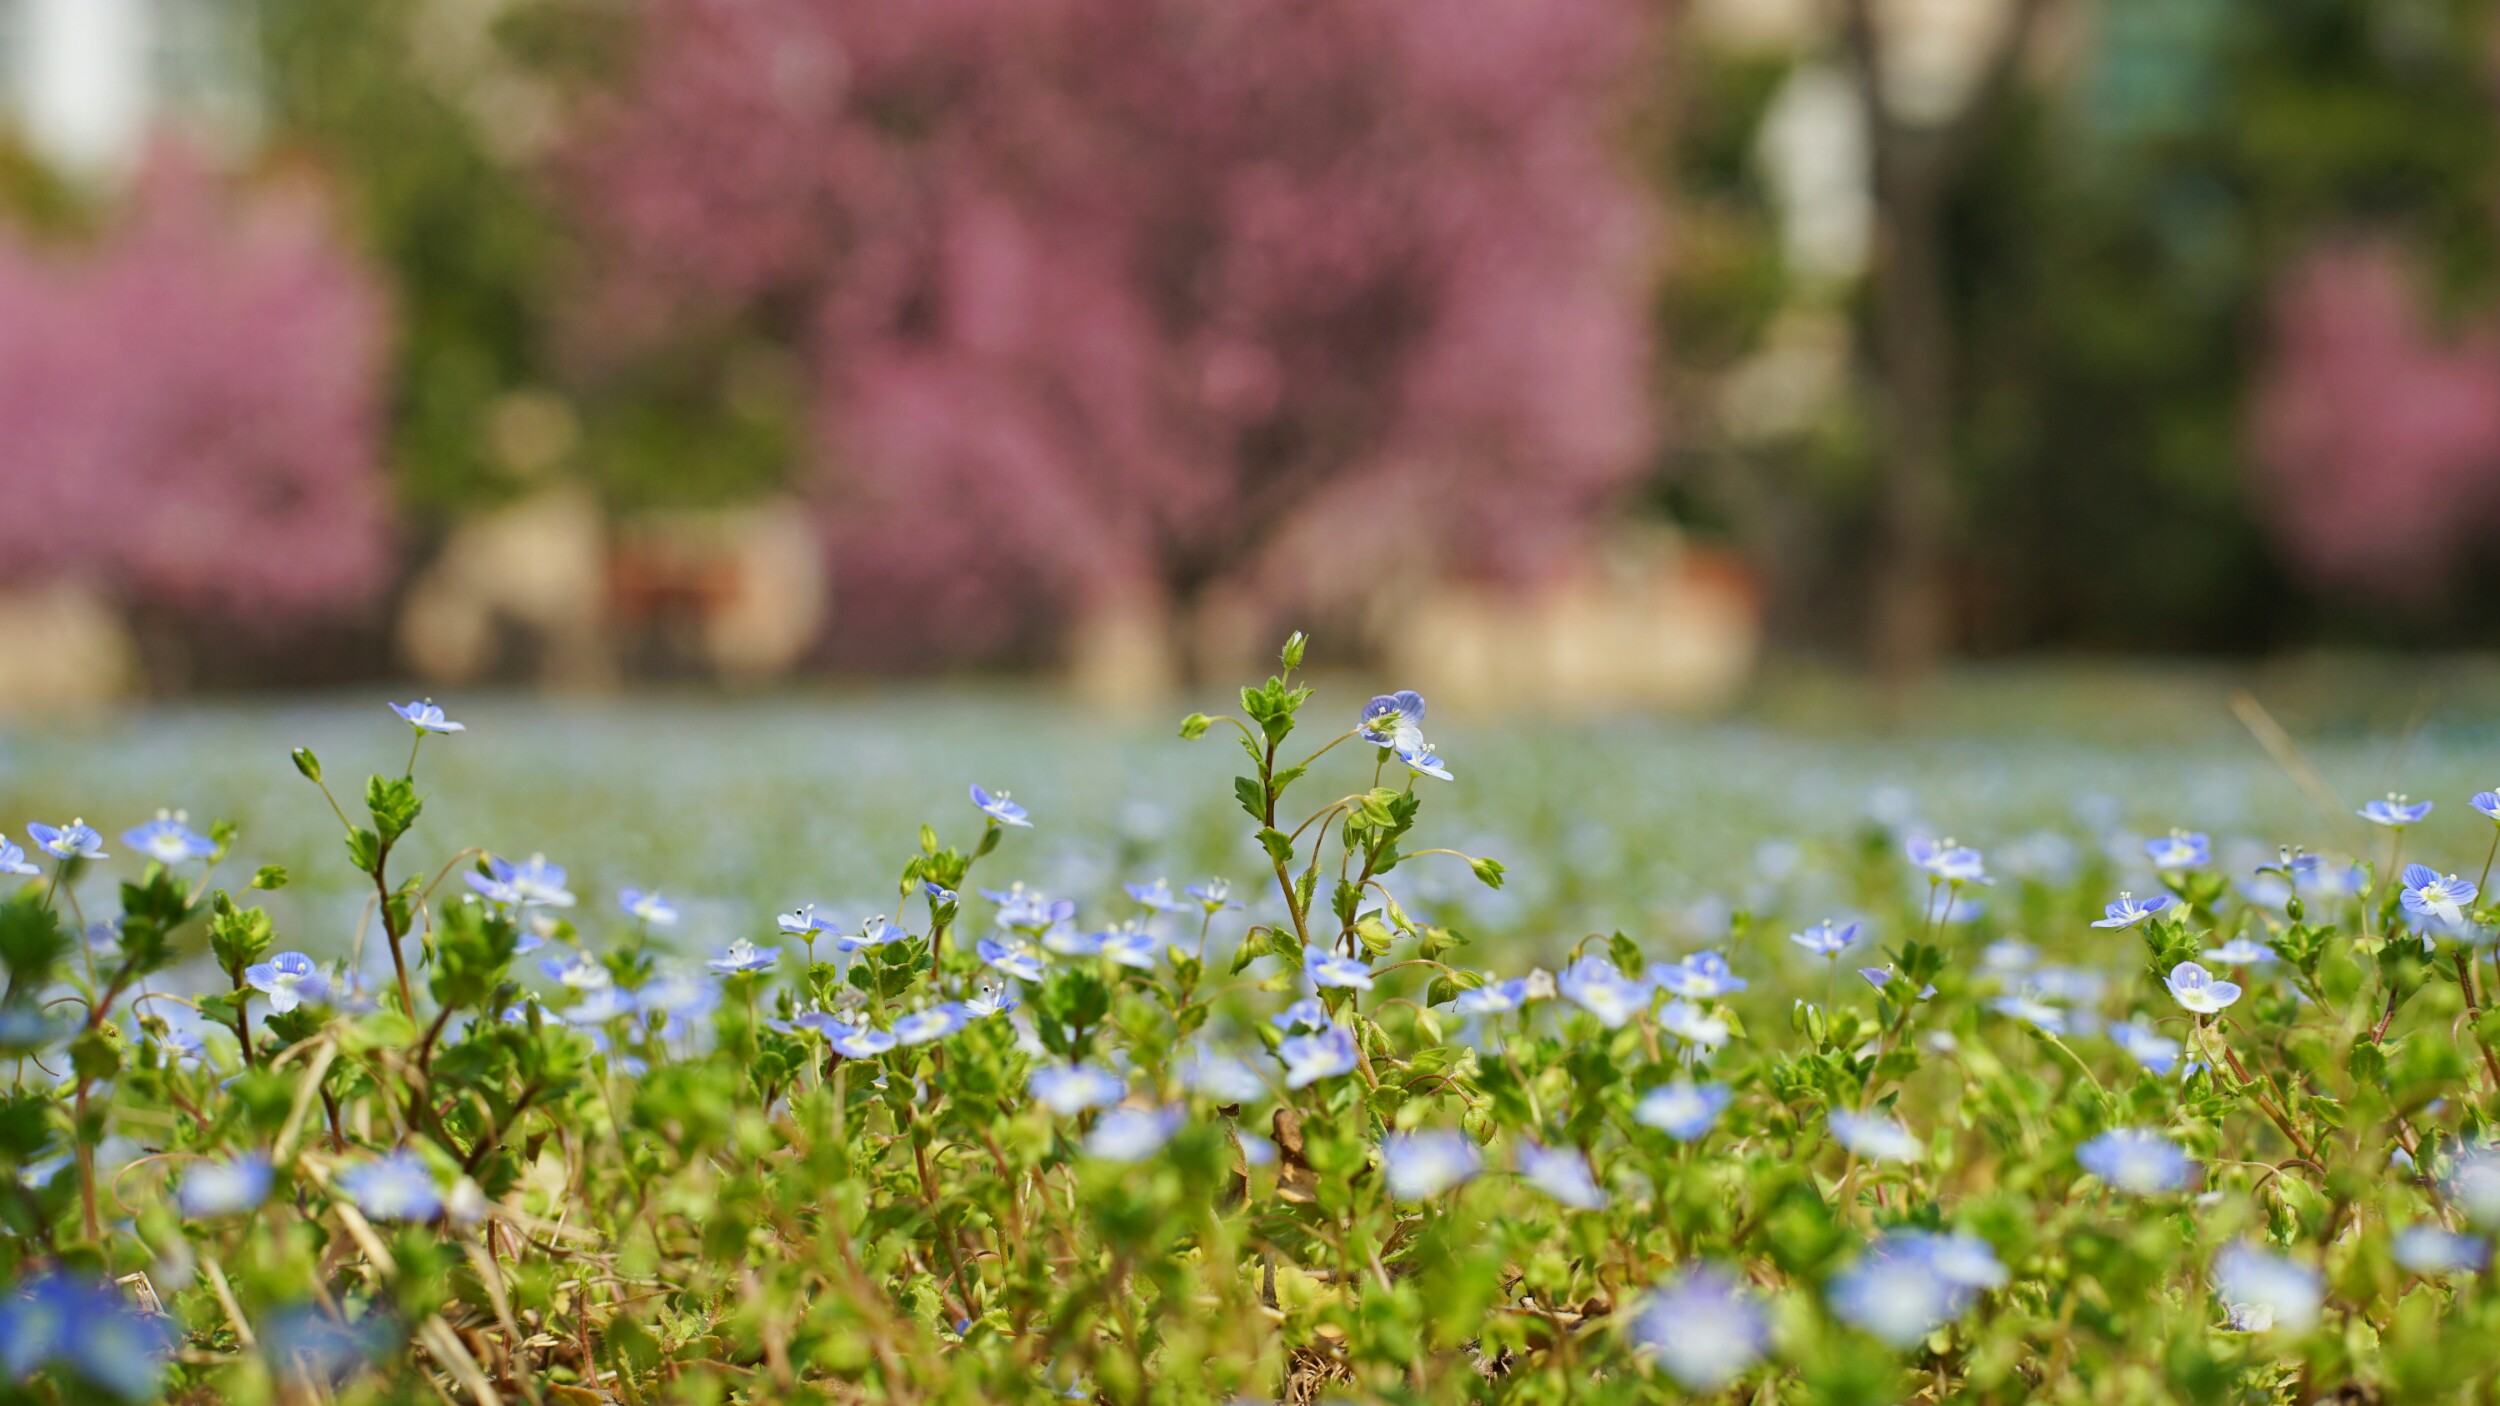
[1869,156,1956,685]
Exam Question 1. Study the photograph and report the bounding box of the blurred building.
[0,0,258,177]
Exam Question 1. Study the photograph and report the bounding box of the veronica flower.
[778,905,833,936]
[1270,996,1332,1033]
[1516,1140,1608,1210]
[1659,1000,1731,1050]
[892,1003,971,1046]
[1453,975,1535,1016]
[1989,992,2067,1034]
[2107,1020,2182,1075]
[1099,927,1161,970]
[970,784,1032,828]
[1239,1133,1277,1166]
[2212,1243,2322,1335]
[1277,1025,1359,1088]
[1125,878,1192,914]
[1826,1240,1970,1347]
[1556,956,1651,1029]
[1828,1109,1921,1163]
[1380,1130,1481,1200]
[706,939,779,975]
[1788,920,1860,958]
[2164,961,2241,1015]
[336,1151,441,1222]
[978,938,1045,983]
[2360,793,2433,827]
[1857,967,1936,1000]
[389,699,464,734]
[246,952,330,1014]
[2077,1129,2193,1194]
[1358,690,1428,754]
[1084,1107,1182,1162]
[122,811,214,865]
[2205,937,2272,966]
[0,1272,175,1401]
[2475,791,2500,823]
[2446,1145,2500,1228]
[2401,864,2478,929]
[178,1152,273,1218]
[987,883,1074,932]
[2145,829,2210,870]
[966,983,1022,1018]
[1651,951,1748,1000]
[467,853,575,909]
[1305,944,1376,990]
[1029,1063,1126,1115]
[1636,1079,1732,1141]
[1042,925,1104,958]
[153,1025,205,1072]
[635,972,718,1017]
[540,950,611,990]
[1627,1264,1768,1391]
[827,1024,898,1060]
[618,889,678,926]
[2093,891,2172,930]
[27,820,105,861]
[1895,1230,2008,1293]
[1178,1046,1269,1102]
[1185,879,1239,912]
[834,917,910,953]
[1906,835,1990,884]
[0,837,33,877]
[563,987,638,1026]
[1397,742,1453,782]
[2393,1224,2488,1275]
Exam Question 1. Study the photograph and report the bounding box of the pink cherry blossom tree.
[569,0,1659,667]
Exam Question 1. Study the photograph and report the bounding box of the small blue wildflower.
[977,938,1044,983]
[540,949,610,990]
[922,880,957,905]
[1453,975,1535,1015]
[618,888,678,926]
[828,1024,898,1060]
[2360,793,2434,827]
[1185,878,1239,912]
[2107,1020,2182,1075]
[1789,920,1860,958]
[2401,864,2478,929]
[335,1151,441,1222]
[1042,924,1103,958]
[122,811,214,865]
[705,939,779,975]
[1828,1110,1921,1163]
[1628,1264,1767,1391]
[1099,926,1161,970]
[2077,1129,2193,1194]
[2476,791,2500,823]
[635,972,718,1017]
[1270,996,1332,1033]
[1305,944,1376,990]
[0,837,33,877]
[1515,1139,1607,1210]
[178,1151,273,1218]
[1277,1025,1359,1088]
[1827,1241,1968,1348]
[1556,955,1650,1029]
[1239,1133,1277,1166]
[970,783,1032,828]
[2206,937,2272,966]
[1857,967,1936,999]
[1651,950,1748,999]
[2093,891,2172,930]
[466,853,575,909]
[1906,835,1990,884]
[2145,829,2210,870]
[245,952,330,1014]
[1635,1079,1731,1141]
[1029,1063,1126,1115]
[1125,879,1192,914]
[892,1003,971,1046]
[986,883,1074,931]
[834,917,910,953]
[965,983,1021,1018]
[2447,1146,2500,1228]
[1084,1106,1182,1162]
[389,699,464,734]
[2164,961,2241,1015]
[1989,992,2067,1034]
[1397,741,1453,782]
[1358,690,1428,754]
[1381,1129,1481,1201]
[0,1272,174,1401]
[2393,1224,2488,1275]
[778,905,833,936]
[2213,1243,2322,1334]
[27,820,105,862]
[562,987,637,1025]
[1659,999,1731,1050]
[1178,1045,1269,1103]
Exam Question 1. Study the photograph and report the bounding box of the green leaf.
[1234,775,1268,823]
[1257,828,1295,866]
[250,865,290,891]
[1468,856,1506,890]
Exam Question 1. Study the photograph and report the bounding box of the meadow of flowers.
[5,639,2500,1402]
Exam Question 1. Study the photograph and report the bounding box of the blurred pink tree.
[570,0,1658,666]
[0,152,392,622]
[2252,243,2500,600]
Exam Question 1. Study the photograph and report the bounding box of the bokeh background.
[2,0,2498,958]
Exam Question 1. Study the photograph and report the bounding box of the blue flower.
[1397,742,1453,782]
[1185,878,1239,912]
[1659,999,1731,1050]
[618,888,678,926]
[1556,956,1651,1029]
[1826,1243,1966,1348]
[1651,951,1748,1000]
[970,784,1032,828]
[2107,1020,2182,1075]
[2393,1224,2488,1275]
[1380,1129,1481,1201]
[1277,1025,1359,1088]
[2401,864,2478,929]
[2164,960,2241,1015]
[1124,879,1192,914]
[1029,1063,1126,1115]
[540,949,611,990]
[2145,829,2210,870]
[834,917,910,953]
[892,1003,971,1046]
[335,1151,441,1222]
[1452,975,1535,1016]
[27,820,105,862]
[1358,690,1428,753]
[1905,835,1990,884]
[986,883,1074,932]
[2449,1146,2500,1228]
[2205,937,2272,966]
[2360,793,2434,828]
[259,1303,391,1383]
[1788,920,1860,958]
[706,939,779,975]
[1828,1110,1921,1163]
[1628,1264,1767,1392]
[562,988,637,1025]
[1988,992,2067,1034]
[0,837,33,877]
[1305,944,1376,990]
[178,1152,273,1218]
[2476,791,2500,823]
[1858,967,1936,1000]
[1271,996,1332,1033]
[122,811,214,865]
[0,1272,174,1401]
[1635,1079,1731,1141]
[2212,1243,2322,1334]
[635,972,718,1017]
[778,904,834,936]
[1099,926,1161,970]
[389,699,464,734]
[1178,1046,1270,1102]
[1515,1139,1607,1210]
[2077,1129,2193,1194]
[966,982,1023,1018]
[826,1023,898,1060]
[1042,924,1104,958]
[978,938,1045,983]
[2092,891,2172,929]
[466,853,576,909]
[1084,1106,1182,1162]
[245,952,330,1014]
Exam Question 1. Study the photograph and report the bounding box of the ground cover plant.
[5,639,2500,1402]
